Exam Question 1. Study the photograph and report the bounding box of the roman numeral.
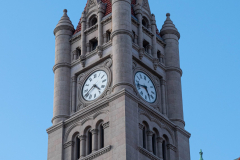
[89,78,92,82]
[140,91,143,95]
[151,91,155,94]
[137,76,140,80]
[144,76,146,80]
[136,80,139,84]
[85,93,89,98]
[94,74,97,78]
[94,94,96,98]
[101,75,105,79]
[89,94,92,99]
[145,95,147,99]
[85,84,89,86]
[150,86,153,88]
[102,79,106,83]
[151,95,154,99]
[140,74,142,79]
[101,85,105,88]
[84,89,88,93]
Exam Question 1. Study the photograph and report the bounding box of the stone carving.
[97,45,103,58]
[80,145,111,160]
[63,141,74,149]
[80,55,86,67]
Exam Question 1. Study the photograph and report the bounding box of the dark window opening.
[91,17,97,27]
[152,134,156,155]
[88,131,92,154]
[143,127,146,149]
[90,39,98,51]
[162,140,166,160]
[106,31,111,42]
[142,19,147,28]
[132,31,135,43]
[76,137,80,159]
[100,125,104,148]
[143,40,149,53]
[77,48,81,58]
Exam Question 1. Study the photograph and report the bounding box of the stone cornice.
[167,144,177,152]
[46,121,64,134]
[80,145,111,160]
[142,26,154,37]
[132,16,139,27]
[63,141,74,149]
[160,29,180,40]
[111,29,133,40]
[84,24,98,35]
[138,147,161,160]
[70,32,81,44]
[156,36,166,47]
[102,121,109,129]
[101,14,112,25]
[165,66,183,76]
[53,25,75,36]
[53,63,71,73]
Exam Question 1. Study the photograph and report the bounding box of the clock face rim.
[134,71,157,103]
[81,70,108,102]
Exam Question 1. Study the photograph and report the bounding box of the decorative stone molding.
[90,129,99,135]
[146,131,154,136]
[170,118,185,126]
[63,141,74,149]
[71,75,77,82]
[111,29,133,40]
[80,55,86,68]
[101,14,112,25]
[138,147,161,160]
[51,115,70,123]
[139,47,145,60]
[78,135,87,141]
[160,29,180,40]
[70,32,81,44]
[156,36,165,47]
[142,26,154,37]
[97,45,103,58]
[97,1,106,13]
[157,137,164,143]
[80,145,111,160]
[52,63,71,73]
[102,121,109,129]
[84,24,98,36]
[53,25,75,35]
[139,123,144,130]
[167,144,177,152]
[46,121,64,134]
[153,58,159,70]
[160,79,166,86]
[165,66,183,76]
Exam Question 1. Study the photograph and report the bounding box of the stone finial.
[160,12,180,39]
[199,149,203,160]
[54,9,75,35]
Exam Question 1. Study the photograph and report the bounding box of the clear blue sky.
[0,0,239,159]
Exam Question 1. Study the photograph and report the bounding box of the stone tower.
[47,0,191,160]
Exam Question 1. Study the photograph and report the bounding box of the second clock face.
[82,70,108,101]
[134,72,157,103]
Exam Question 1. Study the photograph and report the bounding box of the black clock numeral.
[101,75,105,79]
[84,89,88,93]
[89,78,92,82]
[140,74,142,79]
[101,85,105,88]
[150,86,153,88]
[89,94,92,99]
[151,91,155,94]
[136,80,139,84]
[151,95,154,99]
[144,76,146,80]
[98,73,101,77]
[148,81,150,83]
[140,91,143,95]
[85,84,89,86]
[137,76,140,80]
[94,74,97,78]
[94,94,96,98]
[102,79,106,83]
[145,95,147,100]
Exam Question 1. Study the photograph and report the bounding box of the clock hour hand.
[84,81,99,97]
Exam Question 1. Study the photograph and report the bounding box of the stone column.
[103,33,107,44]
[71,75,77,114]
[97,2,105,46]
[148,24,152,31]
[90,129,99,152]
[81,11,86,56]
[111,0,133,93]
[160,53,164,64]
[134,4,143,48]
[146,131,153,152]
[167,144,177,160]
[102,122,110,146]
[161,79,167,115]
[52,9,74,125]
[134,34,138,44]
[160,13,185,128]
[78,135,86,158]
[138,123,144,147]
[151,14,157,58]
[157,137,163,159]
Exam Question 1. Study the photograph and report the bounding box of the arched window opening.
[143,40,149,53]
[100,125,104,148]
[89,15,97,27]
[76,137,80,159]
[142,17,148,28]
[143,126,146,149]
[157,51,161,61]
[152,134,156,155]
[91,17,97,26]
[132,31,135,43]
[106,30,111,42]
[87,131,92,155]
[77,48,81,59]
[90,38,98,51]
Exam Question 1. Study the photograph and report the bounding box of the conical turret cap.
[160,13,180,39]
[54,9,75,35]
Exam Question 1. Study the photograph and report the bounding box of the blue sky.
[0,0,239,159]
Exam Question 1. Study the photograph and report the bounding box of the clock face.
[134,72,157,103]
[82,70,108,101]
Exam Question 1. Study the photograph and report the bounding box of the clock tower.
[47,0,191,160]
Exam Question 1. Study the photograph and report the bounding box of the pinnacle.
[54,9,74,31]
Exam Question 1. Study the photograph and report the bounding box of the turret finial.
[166,13,170,17]
[199,149,203,160]
[63,9,67,13]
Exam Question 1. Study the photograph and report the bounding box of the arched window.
[157,51,161,61]
[71,132,80,160]
[77,47,81,59]
[96,120,104,150]
[152,133,156,155]
[142,121,149,149]
[162,135,169,160]
[100,125,104,148]
[142,17,149,28]
[89,15,97,27]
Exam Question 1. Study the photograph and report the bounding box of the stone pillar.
[102,122,110,146]
[160,13,185,128]
[167,144,176,160]
[146,131,153,152]
[81,11,86,56]
[160,53,164,64]
[148,24,152,31]
[52,9,74,125]
[90,129,99,152]
[161,79,167,115]
[71,75,77,114]
[138,123,144,147]
[78,135,86,158]
[151,14,157,58]
[111,0,133,93]
[157,137,163,159]
[103,33,107,44]
[97,2,105,46]
[134,4,143,48]
[134,34,138,44]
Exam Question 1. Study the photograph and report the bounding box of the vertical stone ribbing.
[151,14,157,58]
[81,12,86,56]
[111,0,133,93]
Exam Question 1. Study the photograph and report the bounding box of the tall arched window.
[89,15,97,27]
[100,125,104,148]
[157,51,161,62]
[71,133,80,160]
[162,140,166,160]
[143,127,146,149]
[142,17,149,28]
[87,131,92,155]
[152,133,156,155]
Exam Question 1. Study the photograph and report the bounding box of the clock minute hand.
[84,81,99,97]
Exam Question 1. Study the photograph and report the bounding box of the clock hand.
[84,81,99,97]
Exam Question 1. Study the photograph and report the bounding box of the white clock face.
[134,72,157,103]
[82,70,108,101]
